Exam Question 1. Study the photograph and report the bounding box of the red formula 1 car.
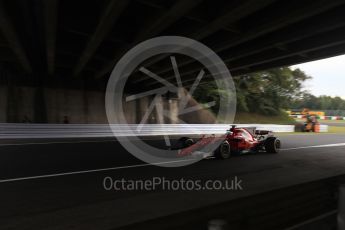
[177,125,281,159]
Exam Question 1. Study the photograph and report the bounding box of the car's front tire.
[215,141,231,159]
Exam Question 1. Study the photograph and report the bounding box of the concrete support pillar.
[6,84,18,123]
[44,88,60,123]
[19,87,35,122]
[0,85,8,123]
[155,94,164,124]
[177,87,185,103]
[1,84,218,124]
[168,99,179,124]
[34,86,47,123]
[82,83,89,124]
[87,91,107,124]
[122,97,137,124]
[148,96,156,124]
[6,86,35,123]
[136,96,149,124]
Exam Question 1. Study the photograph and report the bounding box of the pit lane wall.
[0,123,328,139]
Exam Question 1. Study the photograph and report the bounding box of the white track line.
[0,159,194,183]
[281,143,345,151]
[278,133,338,136]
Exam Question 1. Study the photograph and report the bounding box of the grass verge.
[234,112,296,125]
[328,126,345,133]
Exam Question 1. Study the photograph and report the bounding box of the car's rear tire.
[215,141,231,159]
[178,137,194,148]
[265,137,281,153]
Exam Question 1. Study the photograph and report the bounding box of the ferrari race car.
[177,125,281,159]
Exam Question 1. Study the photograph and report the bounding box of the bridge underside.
[1,0,345,91]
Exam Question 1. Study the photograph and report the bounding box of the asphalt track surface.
[1,133,345,229]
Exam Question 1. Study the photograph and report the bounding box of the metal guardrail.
[0,123,296,139]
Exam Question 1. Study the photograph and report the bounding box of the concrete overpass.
[2,2,345,229]
[1,0,345,123]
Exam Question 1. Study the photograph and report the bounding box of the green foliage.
[234,112,296,124]
[193,67,310,115]
[291,94,345,110]
[194,66,345,117]
[193,80,235,114]
[234,67,310,115]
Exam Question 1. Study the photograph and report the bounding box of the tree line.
[291,94,345,111]
[194,67,345,115]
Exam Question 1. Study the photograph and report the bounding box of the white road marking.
[0,159,194,183]
[281,143,345,151]
[278,133,337,136]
